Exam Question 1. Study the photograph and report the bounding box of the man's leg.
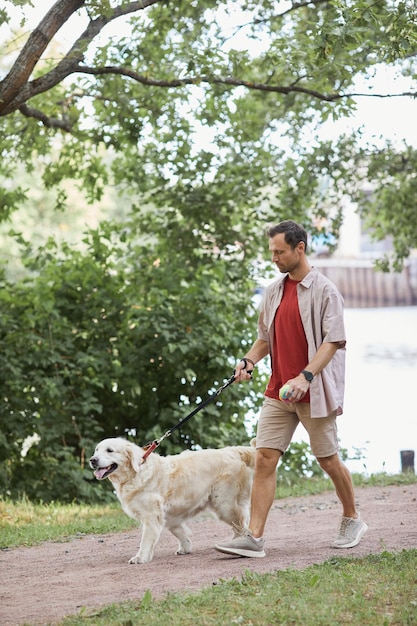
[249,447,281,538]
[214,397,296,558]
[299,407,368,549]
[317,453,357,518]
[213,448,280,557]
[318,453,368,548]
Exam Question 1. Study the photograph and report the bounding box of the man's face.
[269,233,304,274]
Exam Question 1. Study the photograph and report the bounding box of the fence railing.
[313,258,417,308]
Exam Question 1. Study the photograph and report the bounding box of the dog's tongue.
[94,468,108,480]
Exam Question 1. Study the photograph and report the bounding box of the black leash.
[141,373,236,462]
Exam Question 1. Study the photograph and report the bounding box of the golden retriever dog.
[90,437,255,564]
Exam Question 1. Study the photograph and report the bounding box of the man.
[215,220,368,558]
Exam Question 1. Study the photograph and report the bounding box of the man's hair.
[266,220,308,252]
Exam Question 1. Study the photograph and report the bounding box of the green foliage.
[355,142,417,271]
[0,1,416,267]
[0,217,268,502]
[0,0,416,501]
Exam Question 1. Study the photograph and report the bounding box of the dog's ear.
[126,442,142,473]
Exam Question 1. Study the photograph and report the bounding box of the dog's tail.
[236,438,256,468]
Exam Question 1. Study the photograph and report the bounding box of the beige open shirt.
[258,267,346,418]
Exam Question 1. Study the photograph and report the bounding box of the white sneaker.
[214,531,266,558]
[332,514,368,548]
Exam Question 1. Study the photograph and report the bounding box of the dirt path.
[1,483,416,625]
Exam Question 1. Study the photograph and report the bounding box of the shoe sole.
[214,545,266,558]
[332,523,368,549]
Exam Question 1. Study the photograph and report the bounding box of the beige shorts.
[256,396,339,458]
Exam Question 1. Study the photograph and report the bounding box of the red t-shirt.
[265,277,310,402]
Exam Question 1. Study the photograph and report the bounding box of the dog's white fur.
[90,437,255,564]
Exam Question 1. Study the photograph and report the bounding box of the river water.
[291,306,417,475]
[337,306,417,475]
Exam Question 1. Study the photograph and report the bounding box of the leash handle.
[239,358,254,377]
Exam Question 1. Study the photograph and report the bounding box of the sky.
[318,66,417,149]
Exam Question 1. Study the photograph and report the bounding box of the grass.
[0,498,137,548]
[59,550,417,626]
[275,469,416,499]
[2,472,416,625]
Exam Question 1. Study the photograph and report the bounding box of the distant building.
[310,200,417,307]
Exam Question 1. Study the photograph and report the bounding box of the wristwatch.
[301,369,314,382]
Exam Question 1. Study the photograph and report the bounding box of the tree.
[1,0,417,267]
[0,215,270,501]
[1,1,416,501]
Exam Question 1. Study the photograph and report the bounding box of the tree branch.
[1,0,414,126]
[19,103,74,132]
[76,64,417,103]
[77,64,341,101]
[0,0,86,112]
[0,0,160,115]
[14,59,417,131]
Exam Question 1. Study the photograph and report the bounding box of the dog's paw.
[175,547,192,555]
[129,554,151,564]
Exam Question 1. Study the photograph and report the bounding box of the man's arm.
[285,341,339,401]
[302,341,339,378]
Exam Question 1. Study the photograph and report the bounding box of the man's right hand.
[234,358,254,382]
